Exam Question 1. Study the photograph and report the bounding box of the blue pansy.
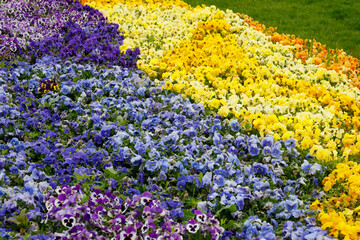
[248,144,259,156]
[212,123,221,132]
[52,113,60,122]
[101,125,112,138]
[229,119,240,132]
[202,172,212,186]
[94,134,102,144]
[285,199,298,212]
[214,169,226,176]
[145,161,159,172]
[61,85,71,95]
[130,155,143,166]
[58,175,71,185]
[245,225,258,237]
[170,208,184,219]
[253,163,268,175]
[10,165,19,174]
[301,160,312,174]
[228,154,240,166]
[23,184,35,195]
[262,146,271,156]
[236,198,245,210]
[261,135,274,148]
[213,132,222,146]
[271,147,281,158]
[234,136,246,148]
[284,185,295,193]
[213,175,225,187]
[285,138,297,148]
[158,172,167,181]
[228,146,238,155]
[183,128,197,138]
[309,163,322,175]
[177,180,186,191]
[253,181,270,192]
[9,137,20,147]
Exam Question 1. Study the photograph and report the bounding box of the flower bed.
[0,0,359,239]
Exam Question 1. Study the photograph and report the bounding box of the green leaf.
[198,172,204,182]
[8,209,29,227]
[74,172,81,180]
[98,181,107,190]
[215,204,237,217]
[222,220,242,230]
[28,132,39,138]
[49,97,59,106]
[148,35,155,43]
[74,172,89,181]
[245,123,252,130]
[19,208,27,218]
[104,167,117,176]
[249,208,254,216]
[223,220,236,229]
[228,204,237,213]
[8,217,22,226]
[183,210,195,218]
[80,195,89,204]
[115,172,127,181]
[0,62,5,68]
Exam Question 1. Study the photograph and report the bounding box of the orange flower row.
[237,13,360,88]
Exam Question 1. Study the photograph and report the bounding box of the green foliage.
[8,209,31,235]
[184,0,360,58]
[104,167,128,181]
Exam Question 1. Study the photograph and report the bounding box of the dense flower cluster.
[312,161,360,239]
[25,20,140,67]
[0,0,105,61]
[38,78,60,94]
[1,0,360,239]
[44,187,224,239]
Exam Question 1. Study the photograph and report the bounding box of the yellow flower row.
[155,20,360,162]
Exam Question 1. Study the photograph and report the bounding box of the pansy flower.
[140,192,152,206]
[61,215,76,228]
[58,175,71,186]
[186,219,200,234]
[248,144,260,156]
[145,161,159,172]
[120,226,137,240]
[229,119,240,132]
[213,175,225,187]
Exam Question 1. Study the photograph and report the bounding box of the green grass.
[184,0,360,58]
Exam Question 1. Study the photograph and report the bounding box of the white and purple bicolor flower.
[61,214,76,228]
[186,219,200,233]
[119,226,137,240]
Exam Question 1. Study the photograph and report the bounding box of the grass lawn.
[184,0,360,58]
